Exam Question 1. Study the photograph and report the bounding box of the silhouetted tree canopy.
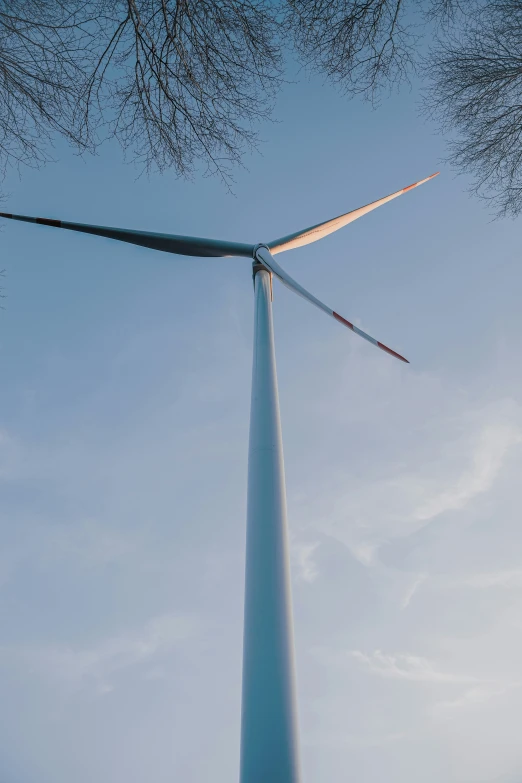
[1,1,522,213]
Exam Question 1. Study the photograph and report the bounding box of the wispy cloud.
[412,424,522,523]
[292,540,320,583]
[350,650,479,684]
[433,683,520,713]
[313,409,522,565]
[304,730,408,750]
[401,573,428,609]
[455,570,522,590]
[351,540,381,567]
[9,613,197,693]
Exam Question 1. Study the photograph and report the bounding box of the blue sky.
[1,52,522,783]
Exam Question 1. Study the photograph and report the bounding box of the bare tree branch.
[425,0,522,216]
[423,0,473,27]
[1,0,522,215]
[284,0,416,100]
[0,2,98,175]
[0,0,284,187]
[77,0,284,185]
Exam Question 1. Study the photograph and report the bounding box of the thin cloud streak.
[3,613,197,693]
[312,404,522,565]
[350,650,481,684]
[433,683,521,713]
[401,573,428,609]
[293,540,320,583]
[456,570,522,590]
[413,424,522,523]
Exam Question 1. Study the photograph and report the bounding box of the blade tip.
[377,340,409,363]
[403,171,440,192]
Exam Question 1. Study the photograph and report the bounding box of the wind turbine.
[0,171,438,783]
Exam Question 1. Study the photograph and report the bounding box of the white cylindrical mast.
[240,268,301,783]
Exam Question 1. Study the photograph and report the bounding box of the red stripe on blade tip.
[402,172,440,193]
[333,311,354,330]
[377,341,409,363]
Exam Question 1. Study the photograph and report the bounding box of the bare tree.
[285,0,416,100]
[2,0,522,214]
[0,2,97,173]
[0,0,283,186]
[83,0,284,183]
[425,0,522,216]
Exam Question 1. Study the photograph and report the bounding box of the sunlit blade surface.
[267,172,439,255]
[256,246,409,363]
[0,212,255,258]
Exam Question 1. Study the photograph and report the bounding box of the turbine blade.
[0,212,254,258]
[256,246,409,363]
[268,172,439,255]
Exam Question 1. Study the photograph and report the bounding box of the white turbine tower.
[0,171,438,782]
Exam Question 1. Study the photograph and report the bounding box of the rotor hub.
[252,243,272,284]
